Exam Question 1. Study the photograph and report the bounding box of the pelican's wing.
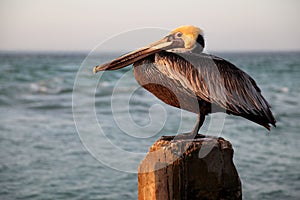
[155,51,276,129]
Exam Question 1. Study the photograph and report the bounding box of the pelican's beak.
[93,35,182,73]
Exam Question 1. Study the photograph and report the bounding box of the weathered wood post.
[138,134,242,200]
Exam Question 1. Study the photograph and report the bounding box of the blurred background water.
[0,51,299,199]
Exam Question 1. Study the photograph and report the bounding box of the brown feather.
[133,51,276,130]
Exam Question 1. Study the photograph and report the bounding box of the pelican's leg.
[190,114,205,136]
[175,114,205,140]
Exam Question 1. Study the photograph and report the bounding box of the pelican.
[93,25,276,136]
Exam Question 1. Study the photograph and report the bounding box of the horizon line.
[1,49,300,54]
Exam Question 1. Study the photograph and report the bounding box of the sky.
[0,0,299,52]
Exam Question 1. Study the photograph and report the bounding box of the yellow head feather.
[170,25,203,49]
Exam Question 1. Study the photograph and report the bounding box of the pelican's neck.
[191,44,204,54]
[166,44,204,54]
[166,48,192,53]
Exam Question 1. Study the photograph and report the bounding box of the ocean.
[0,51,299,199]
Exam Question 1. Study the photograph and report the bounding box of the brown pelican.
[93,25,276,136]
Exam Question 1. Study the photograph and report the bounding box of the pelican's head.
[168,25,204,52]
[94,25,205,72]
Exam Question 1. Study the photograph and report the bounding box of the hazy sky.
[0,0,299,52]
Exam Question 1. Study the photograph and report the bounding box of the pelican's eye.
[175,32,183,38]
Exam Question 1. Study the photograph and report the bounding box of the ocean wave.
[30,77,70,95]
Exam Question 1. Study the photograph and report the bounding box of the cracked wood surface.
[138,134,242,200]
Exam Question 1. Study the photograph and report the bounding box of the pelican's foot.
[161,133,206,141]
[175,132,206,140]
[175,132,196,140]
[160,133,223,141]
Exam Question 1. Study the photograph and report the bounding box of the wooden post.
[138,134,242,200]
